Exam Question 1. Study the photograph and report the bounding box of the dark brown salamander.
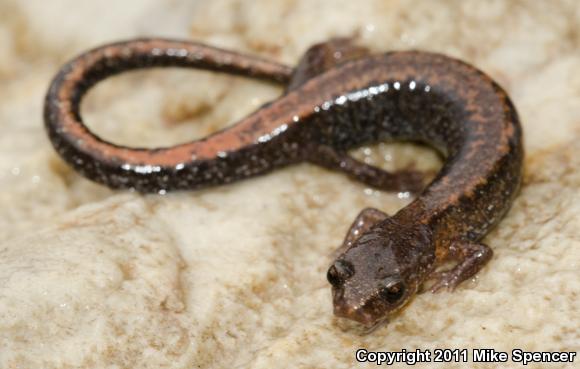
[44,38,523,329]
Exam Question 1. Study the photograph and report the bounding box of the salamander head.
[327,218,434,328]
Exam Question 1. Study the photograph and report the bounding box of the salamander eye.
[327,260,354,287]
[379,278,406,304]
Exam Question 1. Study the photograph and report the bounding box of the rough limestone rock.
[0,1,578,368]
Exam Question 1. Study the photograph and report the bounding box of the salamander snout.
[330,269,409,326]
[328,259,410,326]
[328,219,434,327]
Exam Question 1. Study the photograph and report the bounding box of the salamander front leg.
[429,240,493,293]
[288,38,370,90]
[332,207,388,258]
[310,145,425,193]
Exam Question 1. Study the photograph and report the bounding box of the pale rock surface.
[0,0,578,368]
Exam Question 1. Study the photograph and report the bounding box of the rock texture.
[0,1,578,368]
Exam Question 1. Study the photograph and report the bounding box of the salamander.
[44,38,523,329]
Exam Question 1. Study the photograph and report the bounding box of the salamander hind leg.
[310,145,425,193]
[429,240,493,293]
[331,207,388,259]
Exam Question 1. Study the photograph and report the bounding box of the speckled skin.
[44,38,523,328]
